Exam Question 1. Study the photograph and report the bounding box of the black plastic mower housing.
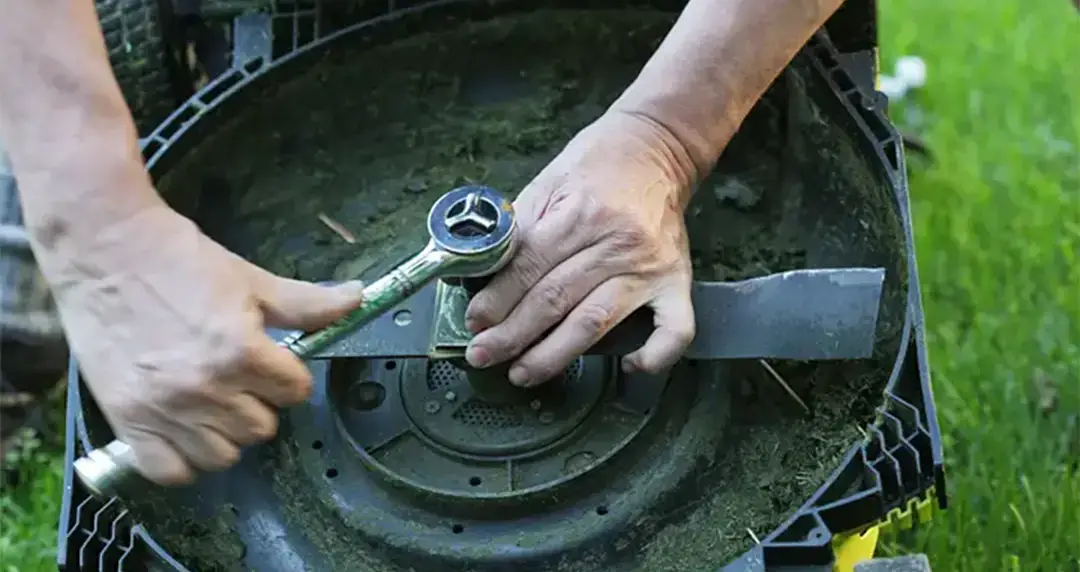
[57,3,944,571]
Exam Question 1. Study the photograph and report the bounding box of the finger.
[622,285,696,374]
[242,334,314,407]
[509,278,642,387]
[124,429,195,486]
[465,198,593,332]
[211,392,280,446]
[466,244,616,368]
[175,423,241,473]
[245,263,365,331]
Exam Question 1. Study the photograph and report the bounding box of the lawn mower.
[65,2,945,571]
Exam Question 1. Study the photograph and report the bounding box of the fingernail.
[508,365,529,386]
[464,318,484,334]
[621,357,638,374]
[466,345,490,368]
[464,305,488,332]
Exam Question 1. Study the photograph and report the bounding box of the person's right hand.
[50,204,365,485]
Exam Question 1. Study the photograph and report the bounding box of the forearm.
[611,0,846,180]
[0,0,161,259]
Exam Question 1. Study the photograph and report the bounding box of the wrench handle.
[74,242,456,499]
[288,243,452,356]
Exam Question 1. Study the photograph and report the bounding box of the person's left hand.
[463,110,700,387]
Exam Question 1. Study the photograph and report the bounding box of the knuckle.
[535,281,572,317]
[609,223,650,252]
[203,323,255,372]
[283,374,314,404]
[156,376,220,411]
[582,198,617,227]
[205,446,241,472]
[125,435,194,485]
[514,239,550,286]
[478,331,522,363]
[249,410,279,442]
[575,303,614,337]
[240,336,266,366]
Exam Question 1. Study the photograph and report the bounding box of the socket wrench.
[74,185,518,499]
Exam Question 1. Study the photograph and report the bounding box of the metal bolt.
[445,391,457,402]
[424,400,441,414]
[538,412,554,425]
[529,400,542,411]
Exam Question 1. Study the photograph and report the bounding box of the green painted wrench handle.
[74,185,517,499]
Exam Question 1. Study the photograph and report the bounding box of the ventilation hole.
[385,361,397,370]
[595,506,609,516]
[564,358,582,381]
[469,476,482,487]
[428,360,461,390]
[452,524,464,534]
[326,468,339,479]
[452,400,522,428]
[312,440,323,450]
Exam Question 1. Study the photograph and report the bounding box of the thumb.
[245,264,365,331]
[622,284,696,375]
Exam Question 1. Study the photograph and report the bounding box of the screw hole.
[326,468,339,479]
[452,524,464,534]
[469,476,482,487]
[312,440,323,450]
[385,361,397,370]
[596,505,609,516]
[349,381,386,411]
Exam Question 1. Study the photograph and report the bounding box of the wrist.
[609,88,740,184]
[18,145,164,267]
[600,108,703,200]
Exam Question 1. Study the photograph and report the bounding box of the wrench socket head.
[427,185,518,277]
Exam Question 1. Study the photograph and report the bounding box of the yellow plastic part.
[833,526,881,572]
[878,488,937,536]
[828,487,939,571]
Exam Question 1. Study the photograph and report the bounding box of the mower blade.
[592,267,886,360]
[308,267,885,361]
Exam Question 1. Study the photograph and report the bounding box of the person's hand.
[51,204,365,485]
[464,110,699,387]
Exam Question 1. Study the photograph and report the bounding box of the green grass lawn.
[2,1,1078,571]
